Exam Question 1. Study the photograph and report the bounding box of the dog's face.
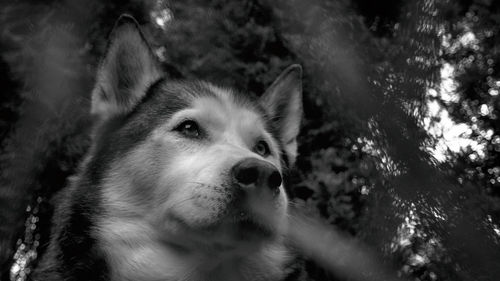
[91,16,302,255]
[147,86,288,250]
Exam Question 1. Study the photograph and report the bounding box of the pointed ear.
[260,64,303,165]
[91,15,162,120]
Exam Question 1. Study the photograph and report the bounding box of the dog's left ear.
[260,64,303,165]
[91,15,162,120]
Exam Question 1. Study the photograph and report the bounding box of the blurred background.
[0,0,499,280]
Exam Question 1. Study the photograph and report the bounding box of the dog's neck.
[97,217,288,281]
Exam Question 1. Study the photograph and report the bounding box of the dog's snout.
[232,158,282,192]
[234,164,259,186]
[268,170,282,190]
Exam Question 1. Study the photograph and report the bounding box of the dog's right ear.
[260,65,303,166]
[91,15,162,120]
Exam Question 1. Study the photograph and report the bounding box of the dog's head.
[91,16,302,255]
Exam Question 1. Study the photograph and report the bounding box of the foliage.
[1,0,500,281]
[440,0,500,221]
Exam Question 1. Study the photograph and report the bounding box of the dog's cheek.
[102,141,169,218]
[133,141,175,205]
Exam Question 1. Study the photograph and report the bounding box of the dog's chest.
[97,218,286,281]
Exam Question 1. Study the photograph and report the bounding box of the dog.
[34,15,302,281]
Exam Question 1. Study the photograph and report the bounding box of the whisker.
[186,181,208,186]
[162,196,198,212]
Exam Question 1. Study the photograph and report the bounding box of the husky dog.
[34,15,302,281]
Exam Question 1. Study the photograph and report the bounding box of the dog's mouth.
[164,210,275,249]
[230,212,274,239]
[197,210,275,241]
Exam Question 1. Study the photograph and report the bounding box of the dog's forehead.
[192,85,262,128]
[149,80,265,125]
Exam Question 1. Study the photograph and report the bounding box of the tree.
[2,0,500,281]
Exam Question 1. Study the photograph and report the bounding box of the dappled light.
[1,0,500,281]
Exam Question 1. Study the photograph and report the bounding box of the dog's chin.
[221,213,276,242]
[162,212,281,254]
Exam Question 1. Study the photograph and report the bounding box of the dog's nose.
[232,158,282,192]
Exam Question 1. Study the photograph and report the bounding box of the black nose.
[232,158,282,192]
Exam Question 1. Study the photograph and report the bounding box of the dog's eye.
[174,120,201,138]
[254,140,271,157]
